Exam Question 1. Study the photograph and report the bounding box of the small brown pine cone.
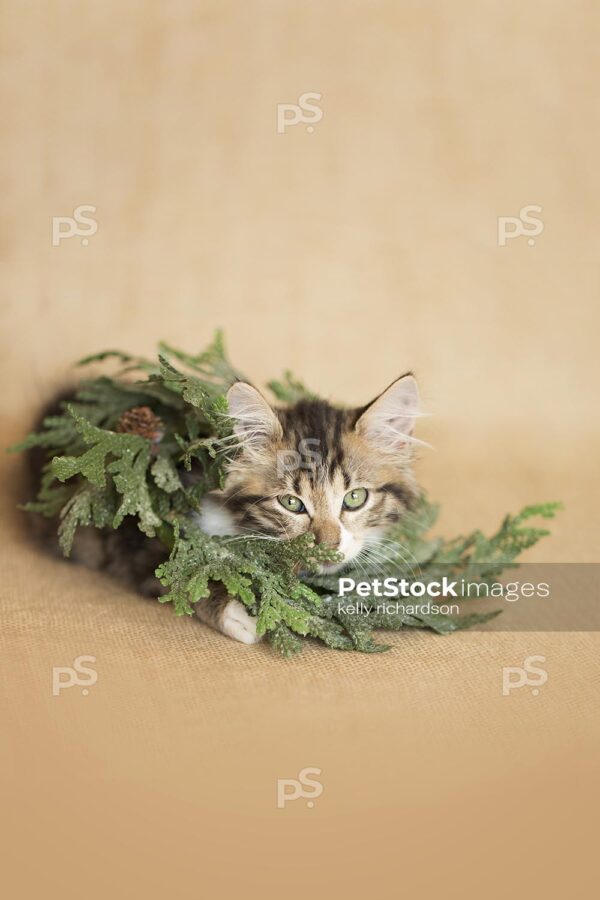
[116,406,164,447]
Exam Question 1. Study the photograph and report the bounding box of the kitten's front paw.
[220,600,262,645]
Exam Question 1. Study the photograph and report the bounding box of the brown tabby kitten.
[30,375,421,646]
[193,376,421,643]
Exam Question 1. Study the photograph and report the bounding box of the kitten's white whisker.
[369,542,420,577]
[222,533,282,544]
[379,424,432,449]
[361,541,421,581]
[220,485,249,507]
[373,536,422,572]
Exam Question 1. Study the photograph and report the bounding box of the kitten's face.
[201,377,420,572]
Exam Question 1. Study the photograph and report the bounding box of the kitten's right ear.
[226,382,282,451]
[354,374,420,452]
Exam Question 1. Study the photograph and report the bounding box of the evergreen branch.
[13,335,562,656]
[50,407,161,537]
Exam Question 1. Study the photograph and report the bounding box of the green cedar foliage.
[11,332,561,656]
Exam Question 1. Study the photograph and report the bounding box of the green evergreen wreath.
[13,332,560,656]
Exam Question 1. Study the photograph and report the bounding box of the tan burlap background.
[1,3,598,898]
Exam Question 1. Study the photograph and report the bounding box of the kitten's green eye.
[278,494,306,514]
[343,488,368,510]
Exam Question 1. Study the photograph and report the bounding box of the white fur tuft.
[194,496,237,536]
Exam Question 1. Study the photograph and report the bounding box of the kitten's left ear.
[355,374,419,450]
